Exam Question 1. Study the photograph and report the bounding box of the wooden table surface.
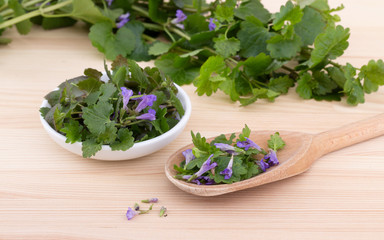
[1,0,384,239]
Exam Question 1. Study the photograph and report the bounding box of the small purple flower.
[220,155,234,180]
[136,109,156,121]
[116,12,130,28]
[175,9,187,23]
[209,18,216,31]
[126,207,138,220]
[214,143,236,154]
[182,175,201,185]
[120,87,133,111]
[236,137,261,151]
[135,94,157,112]
[264,149,279,166]
[182,149,195,166]
[201,176,215,185]
[106,0,113,6]
[171,9,187,29]
[258,160,269,172]
[194,154,217,178]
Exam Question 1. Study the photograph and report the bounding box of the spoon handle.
[313,113,384,156]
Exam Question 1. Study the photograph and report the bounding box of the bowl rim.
[39,83,192,150]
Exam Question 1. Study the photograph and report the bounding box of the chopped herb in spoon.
[174,125,285,184]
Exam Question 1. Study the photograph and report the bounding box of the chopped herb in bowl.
[39,56,190,159]
[174,125,285,184]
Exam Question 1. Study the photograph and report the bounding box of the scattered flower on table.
[141,198,159,203]
[126,207,138,220]
[159,206,167,217]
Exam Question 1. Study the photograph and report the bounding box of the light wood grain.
[1,0,384,239]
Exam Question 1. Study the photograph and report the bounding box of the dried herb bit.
[40,56,184,158]
[159,206,167,217]
[141,198,158,203]
[174,125,286,185]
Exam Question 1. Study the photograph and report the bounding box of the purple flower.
[182,149,195,166]
[116,12,130,28]
[175,9,187,23]
[236,137,261,151]
[136,109,156,121]
[135,94,157,112]
[171,9,187,29]
[106,0,113,6]
[201,176,215,185]
[182,175,201,185]
[214,143,236,154]
[264,149,279,166]
[220,155,234,180]
[209,18,216,31]
[126,207,138,220]
[194,154,217,178]
[258,160,269,172]
[121,87,133,111]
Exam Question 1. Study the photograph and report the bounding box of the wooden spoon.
[165,114,384,196]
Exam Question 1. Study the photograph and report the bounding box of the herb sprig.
[2,0,384,106]
[174,125,286,185]
[40,56,185,158]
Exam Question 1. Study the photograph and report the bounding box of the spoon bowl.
[165,114,384,196]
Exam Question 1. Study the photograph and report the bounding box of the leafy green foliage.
[272,1,303,31]
[175,126,286,185]
[213,35,241,58]
[8,0,32,35]
[40,56,185,157]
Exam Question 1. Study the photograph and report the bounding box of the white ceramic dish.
[40,84,191,161]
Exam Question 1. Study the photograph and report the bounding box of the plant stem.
[281,65,299,78]
[142,22,163,31]
[131,4,149,18]
[169,26,191,41]
[0,0,73,29]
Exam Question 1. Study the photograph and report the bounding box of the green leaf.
[61,119,83,144]
[237,16,276,58]
[155,53,200,85]
[238,88,279,106]
[296,72,313,99]
[327,66,346,88]
[267,34,302,59]
[169,89,185,118]
[234,0,271,24]
[272,1,303,31]
[239,124,251,141]
[268,76,294,94]
[211,133,236,145]
[359,60,384,93]
[110,128,135,151]
[89,21,136,60]
[268,132,285,151]
[213,35,241,58]
[213,156,247,184]
[189,31,216,46]
[99,83,117,102]
[82,101,114,135]
[71,0,110,24]
[215,5,234,22]
[193,56,227,96]
[343,63,364,105]
[184,13,209,34]
[312,71,338,96]
[53,107,66,131]
[40,107,50,118]
[219,76,239,101]
[294,7,326,46]
[8,0,32,35]
[82,139,102,158]
[191,131,214,153]
[97,123,117,144]
[77,78,102,93]
[243,53,273,77]
[148,0,167,23]
[310,25,350,67]
[112,66,127,88]
[127,59,150,88]
[148,41,172,56]
[124,21,153,61]
[84,91,101,105]
[40,17,77,30]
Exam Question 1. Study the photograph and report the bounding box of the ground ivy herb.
[174,126,285,185]
[2,0,384,106]
[40,56,184,158]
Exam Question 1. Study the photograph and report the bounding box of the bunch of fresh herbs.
[2,0,384,106]
[39,56,185,158]
[174,125,285,184]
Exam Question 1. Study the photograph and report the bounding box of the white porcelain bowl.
[40,84,191,161]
